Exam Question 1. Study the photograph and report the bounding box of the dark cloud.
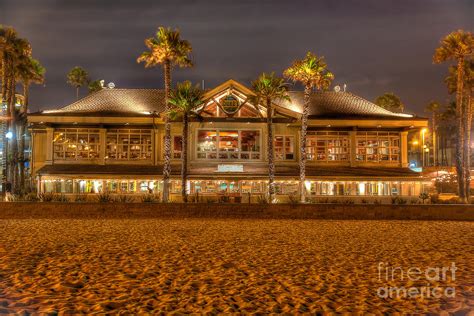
[1,0,472,114]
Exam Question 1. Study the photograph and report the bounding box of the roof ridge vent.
[333,85,341,92]
[107,82,115,89]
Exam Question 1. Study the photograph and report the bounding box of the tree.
[374,93,404,113]
[425,101,441,166]
[434,29,474,203]
[0,25,31,194]
[284,52,334,202]
[16,57,45,190]
[137,27,192,202]
[445,60,474,198]
[252,73,290,203]
[88,79,103,94]
[67,66,89,99]
[168,81,204,203]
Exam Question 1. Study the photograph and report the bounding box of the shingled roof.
[39,84,413,119]
[275,91,413,118]
[42,89,166,115]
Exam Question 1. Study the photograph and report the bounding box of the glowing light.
[412,140,419,145]
[421,128,428,133]
[5,132,13,139]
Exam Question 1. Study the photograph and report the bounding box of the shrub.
[373,199,382,205]
[53,194,69,203]
[39,192,55,202]
[430,193,440,204]
[74,194,87,203]
[419,192,430,204]
[257,194,268,204]
[342,199,355,205]
[391,196,407,205]
[410,199,420,204]
[361,199,368,204]
[24,192,40,202]
[97,192,113,203]
[287,194,299,205]
[141,194,159,203]
[115,194,134,203]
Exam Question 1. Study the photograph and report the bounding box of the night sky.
[1,0,472,114]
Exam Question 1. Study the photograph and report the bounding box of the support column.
[45,127,54,165]
[154,129,160,165]
[400,131,408,167]
[349,130,357,167]
[99,128,106,165]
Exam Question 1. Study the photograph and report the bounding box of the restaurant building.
[28,79,430,202]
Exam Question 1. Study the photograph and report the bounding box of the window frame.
[53,128,101,161]
[306,131,350,162]
[106,129,153,161]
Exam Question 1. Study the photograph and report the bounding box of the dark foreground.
[0,219,473,314]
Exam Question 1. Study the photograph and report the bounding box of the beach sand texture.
[0,219,472,314]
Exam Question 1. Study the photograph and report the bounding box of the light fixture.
[5,132,13,139]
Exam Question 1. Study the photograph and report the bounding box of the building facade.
[29,80,430,202]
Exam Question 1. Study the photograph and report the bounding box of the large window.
[306,131,349,162]
[53,129,100,160]
[106,129,152,160]
[197,129,260,160]
[356,132,400,162]
[275,136,294,160]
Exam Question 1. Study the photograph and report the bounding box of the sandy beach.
[0,219,472,314]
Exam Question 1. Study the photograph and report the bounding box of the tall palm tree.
[375,93,405,113]
[16,57,45,190]
[284,52,334,203]
[445,60,474,198]
[137,27,192,202]
[0,25,31,193]
[168,81,204,203]
[434,30,474,203]
[425,101,441,166]
[252,73,290,203]
[67,66,89,99]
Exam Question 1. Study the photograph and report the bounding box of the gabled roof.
[36,80,415,120]
[275,91,413,119]
[42,89,166,115]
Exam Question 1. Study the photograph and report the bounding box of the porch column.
[400,131,408,167]
[154,130,160,165]
[349,130,357,167]
[45,127,54,165]
[99,128,106,165]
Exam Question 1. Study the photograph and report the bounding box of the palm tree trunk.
[18,83,29,192]
[267,96,275,203]
[162,60,172,202]
[76,86,79,100]
[181,113,188,203]
[8,71,18,194]
[432,113,437,166]
[299,84,311,203]
[464,93,472,200]
[1,56,9,195]
[1,55,8,102]
[455,58,466,203]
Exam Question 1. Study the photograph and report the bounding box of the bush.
[115,194,134,203]
[53,194,69,203]
[74,194,87,203]
[287,194,299,205]
[419,192,430,204]
[342,199,355,205]
[410,199,420,204]
[24,192,40,202]
[257,194,268,204]
[97,192,113,203]
[430,193,440,204]
[361,199,368,204]
[39,192,55,202]
[141,194,159,203]
[391,196,407,205]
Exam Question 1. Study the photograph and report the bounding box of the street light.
[5,132,12,140]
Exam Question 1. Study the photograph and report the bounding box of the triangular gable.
[198,79,299,119]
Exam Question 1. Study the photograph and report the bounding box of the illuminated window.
[356,132,400,162]
[306,131,349,162]
[196,129,260,160]
[275,136,294,160]
[53,129,100,160]
[106,129,152,160]
[172,136,183,159]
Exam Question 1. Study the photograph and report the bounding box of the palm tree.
[67,66,89,99]
[434,30,474,203]
[88,79,104,94]
[425,101,441,166]
[168,81,204,203]
[0,25,31,194]
[137,27,192,202]
[284,52,334,203]
[16,57,45,190]
[445,60,474,198]
[252,73,290,203]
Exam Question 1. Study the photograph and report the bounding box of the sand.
[0,219,472,314]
